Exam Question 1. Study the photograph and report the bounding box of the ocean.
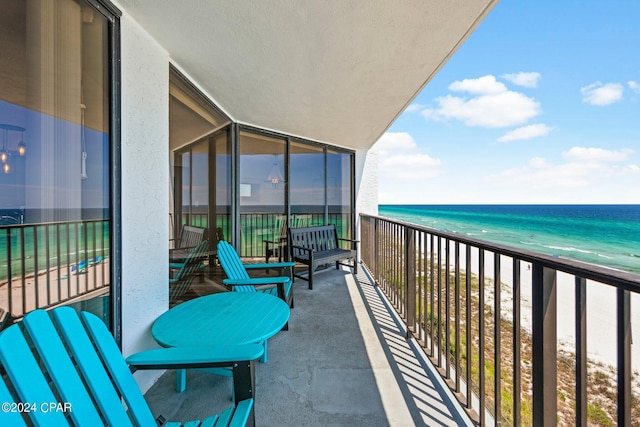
[378,204,640,275]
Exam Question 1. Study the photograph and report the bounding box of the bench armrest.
[244,261,295,270]
[126,344,264,370]
[337,237,359,250]
[223,277,290,286]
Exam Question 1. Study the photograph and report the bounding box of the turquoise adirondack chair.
[217,240,295,363]
[0,307,263,427]
[169,240,209,305]
[217,240,295,308]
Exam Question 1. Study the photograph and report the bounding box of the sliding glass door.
[238,131,286,257]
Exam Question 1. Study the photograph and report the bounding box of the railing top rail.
[361,213,640,293]
[0,218,108,230]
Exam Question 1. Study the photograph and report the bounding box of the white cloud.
[562,147,634,162]
[404,103,425,113]
[581,82,623,106]
[629,81,640,94]
[375,132,442,182]
[374,131,417,155]
[490,146,638,190]
[422,75,542,128]
[449,75,507,95]
[498,124,553,142]
[501,72,541,88]
[423,92,541,128]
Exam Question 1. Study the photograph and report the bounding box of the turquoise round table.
[152,292,290,391]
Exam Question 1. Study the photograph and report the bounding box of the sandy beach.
[454,246,640,372]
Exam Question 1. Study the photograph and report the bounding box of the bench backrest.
[177,225,206,249]
[169,240,209,304]
[0,307,155,426]
[288,225,339,256]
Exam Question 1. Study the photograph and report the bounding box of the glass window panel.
[0,0,111,321]
[327,149,353,239]
[290,141,325,226]
[239,131,285,258]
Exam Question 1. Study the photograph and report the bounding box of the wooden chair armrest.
[223,277,290,286]
[244,261,296,270]
[337,238,360,244]
[126,344,264,370]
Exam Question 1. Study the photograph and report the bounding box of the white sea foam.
[545,245,594,254]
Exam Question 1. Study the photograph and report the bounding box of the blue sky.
[376,1,640,204]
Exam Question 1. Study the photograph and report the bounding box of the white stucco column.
[354,146,378,255]
[120,11,169,392]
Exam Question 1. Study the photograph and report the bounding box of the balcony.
[144,268,472,426]
[4,213,640,426]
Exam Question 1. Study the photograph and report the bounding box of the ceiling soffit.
[117,0,497,150]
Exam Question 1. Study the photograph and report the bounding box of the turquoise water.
[378,205,640,274]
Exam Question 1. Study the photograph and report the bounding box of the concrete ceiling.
[115,0,497,150]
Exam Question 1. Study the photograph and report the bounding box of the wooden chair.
[218,240,294,309]
[217,240,294,363]
[169,240,209,305]
[263,215,287,264]
[0,306,263,426]
[171,225,207,249]
[264,214,313,263]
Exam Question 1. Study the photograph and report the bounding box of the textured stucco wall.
[120,10,170,392]
[355,147,378,248]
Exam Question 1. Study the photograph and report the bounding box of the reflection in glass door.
[239,131,286,257]
[290,141,325,227]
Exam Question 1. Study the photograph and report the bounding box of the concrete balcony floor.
[144,267,471,426]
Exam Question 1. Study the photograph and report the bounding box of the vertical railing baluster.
[56,224,61,300]
[455,241,461,393]
[531,264,557,427]
[419,232,425,344]
[75,222,80,294]
[494,253,501,425]
[6,228,13,314]
[66,224,71,301]
[513,259,521,426]
[45,224,51,305]
[437,236,442,368]
[617,288,631,427]
[465,244,472,411]
[406,227,416,337]
[575,276,587,427]
[445,238,451,379]
[92,222,97,290]
[20,227,26,314]
[33,226,39,309]
[479,249,485,426]
[430,233,435,358]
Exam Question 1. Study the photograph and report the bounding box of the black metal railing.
[179,212,351,258]
[1,219,110,317]
[360,214,640,427]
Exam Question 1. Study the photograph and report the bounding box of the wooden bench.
[288,225,358,289]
